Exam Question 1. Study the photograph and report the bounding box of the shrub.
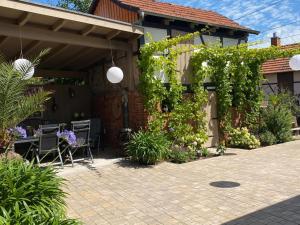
[261,106,293,143]
[0,159,80,225]
[259,131,277,146]
[169,147,197,164]
[200,147,210,157]
[228,127,260,149]
[126,130,171,165]
[216,144,226,155]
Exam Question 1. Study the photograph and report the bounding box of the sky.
[33,0,300,48]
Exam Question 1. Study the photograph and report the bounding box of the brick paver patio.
[60,141,300,225]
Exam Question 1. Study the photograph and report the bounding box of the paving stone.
[60,140,300,225]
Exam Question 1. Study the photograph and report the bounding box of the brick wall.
[93,91,148,148]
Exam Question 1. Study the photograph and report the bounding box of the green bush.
[0,159,80,225]
[126,130,171,165]
[169,147,197,164]
[259,131,277,146]
[201,147,210,157]
[216,144,226,155]
[261,106,293,143]
[229,127,260,149]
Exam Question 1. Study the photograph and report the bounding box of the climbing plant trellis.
[138,32,300,146]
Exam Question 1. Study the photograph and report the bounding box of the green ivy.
[192,43,300,140]
[138,32,300,145]
[138,31,209,146]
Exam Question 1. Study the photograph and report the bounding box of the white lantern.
[289,54,300,71]
[13,58,35,80]
[106,66,124,84]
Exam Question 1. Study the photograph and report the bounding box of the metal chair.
[67,120,94,167]
[35,124,63,167]
[90,118,103,155]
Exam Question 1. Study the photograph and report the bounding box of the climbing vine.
[138,31,300,146]
[192,43,300,139]
[138,32,208,147]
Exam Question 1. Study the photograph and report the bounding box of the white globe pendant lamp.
[106,66,124,84]
[106,42,124,84]
[289,54,300,71]
[13,58,35,80]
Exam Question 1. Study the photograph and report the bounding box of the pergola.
[0,0,144,147]
[0,0,143,82]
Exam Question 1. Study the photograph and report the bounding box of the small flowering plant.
[56,130,77,146]
[8,126,27,139]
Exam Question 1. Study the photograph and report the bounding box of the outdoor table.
[13,137,39,158]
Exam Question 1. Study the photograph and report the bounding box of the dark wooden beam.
[51,19,66,31]
[0,36,8,48]
[17,12,32,26]
[106,30,121,40]
[41,44,70,65]
[35,69,87,78]
[80,25,96,36]
[57,48,94,70]
[23,40,41,56]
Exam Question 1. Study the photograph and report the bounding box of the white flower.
[202,61,208,68]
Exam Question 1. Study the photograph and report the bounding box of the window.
[202,35,221,46]
[277,72,294,94]
[144,27,168,44]
[223,37,239,47]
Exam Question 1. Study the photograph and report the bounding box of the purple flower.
[57,130,77,146]
[8,126,27,139]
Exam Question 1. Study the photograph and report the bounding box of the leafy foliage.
[192,43,300,138]
[57,0,92,13]
[216,144,226,155]
[260,93,293,143]
[0,51,51,148]
[259,131,277,146]
[126,131,171,165]
[138,31,209,148]
[228,127,260,149]
[0,159,81,224]
[168,147,197,164]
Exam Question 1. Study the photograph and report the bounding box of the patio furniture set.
[13,119,100,168]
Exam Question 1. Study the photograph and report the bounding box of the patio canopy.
[0,0,143,76]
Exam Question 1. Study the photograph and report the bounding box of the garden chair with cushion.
[35,124,63,167]
[67,120,94,167]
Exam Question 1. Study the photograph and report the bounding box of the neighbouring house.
[89,0,259,147]
[0,0,258,151]
[262,33,300,102]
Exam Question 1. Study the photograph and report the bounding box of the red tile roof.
[90,0,258,34]
[262,43,300,74]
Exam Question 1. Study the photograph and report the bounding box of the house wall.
[93,0,138,23]
[43,84,92,124]
[263,72,300,103]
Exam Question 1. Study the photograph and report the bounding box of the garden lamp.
[13,58,35,80]
[289,54,300,71]
[106,40,124,84]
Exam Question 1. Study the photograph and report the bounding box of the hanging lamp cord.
[19,28,23,59]
[109,40,115,66]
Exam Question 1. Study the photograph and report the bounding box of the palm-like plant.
[0,50,51,149]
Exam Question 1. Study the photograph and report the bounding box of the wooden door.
[277,72,294,94]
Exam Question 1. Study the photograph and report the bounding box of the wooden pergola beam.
[41,44,70,65]
[22,40,41,56]
[0,21,130,51]
[57,48,94,70]
[75,52,109,70]
[51,19,66,32]
[106,30,121,40]
[17,12,32,26]
[35,69,87,78]
[0,36,8,47]
[80,25,96,36]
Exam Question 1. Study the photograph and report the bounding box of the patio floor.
[59,141,300,225]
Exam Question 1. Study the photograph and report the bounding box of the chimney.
[271,32,281,46]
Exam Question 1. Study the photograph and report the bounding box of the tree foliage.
[57,0,92,13]
[0,50,51,148]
